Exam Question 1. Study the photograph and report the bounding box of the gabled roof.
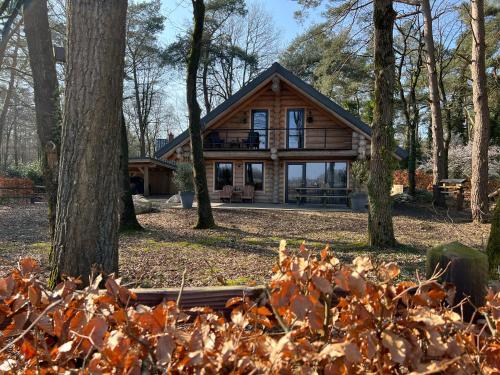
[155,62,408,160]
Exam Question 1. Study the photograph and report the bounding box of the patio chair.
[242,131,260,149]
[219,185,233,202]
[242,185,255,203]
[205,131,225,148]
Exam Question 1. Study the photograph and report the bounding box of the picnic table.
[295,187,350,206]
[0,185,45,203]
[439,179,466,210]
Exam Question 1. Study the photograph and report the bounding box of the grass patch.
[225,276,253,286]
[139,239,206,251]
[191,235,231,247]
[28,242,51,254]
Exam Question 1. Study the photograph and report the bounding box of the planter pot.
[350,192,368,212]
[179,191,195,209]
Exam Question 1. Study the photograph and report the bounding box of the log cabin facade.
[155,63,406,205]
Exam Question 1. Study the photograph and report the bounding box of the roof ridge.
[155,62,408,160]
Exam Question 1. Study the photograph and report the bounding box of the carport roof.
[128,157,177,170]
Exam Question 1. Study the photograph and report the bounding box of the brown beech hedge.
[0,242,499,374]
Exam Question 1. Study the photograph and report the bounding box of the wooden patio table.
[295,187,350,206]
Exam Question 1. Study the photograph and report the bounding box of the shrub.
[350,160,369,191]
[173,162,194,192]
[4,161,44,185]
[419,137,500,179]
[0,246,499,373]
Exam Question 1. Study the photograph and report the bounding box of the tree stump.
[426,242,488,320]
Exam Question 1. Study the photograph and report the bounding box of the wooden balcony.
[203,128,352,151]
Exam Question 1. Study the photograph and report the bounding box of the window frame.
[284,161,350,203]
[251,109,269,149]
[244,162,265,192]
[214,162,234,191]
[286,108,305,149]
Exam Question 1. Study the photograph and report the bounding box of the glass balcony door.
[287,109,305,149]
[251,110,268,149]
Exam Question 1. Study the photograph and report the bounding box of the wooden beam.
[132,285,265,310]
[143,166,149,196]
[204,150,272,159]
[278,150,357,159]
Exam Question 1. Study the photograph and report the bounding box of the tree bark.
[421,0,446,207]
[120,111,142,232]
[0,38,17,165]
[397,24,422,197]
[49,0,128,287]
[188,0,216,229]
[487,197,500,276]
[13,105,18,167]
[131,56,146,157]
[439,72,452,179]
[202,48,211,113]
[368,0,396,247]
[470,0,490,223]
[23,0,61,239]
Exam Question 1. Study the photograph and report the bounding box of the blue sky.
[160,0,324,131]
[161,0,322,46]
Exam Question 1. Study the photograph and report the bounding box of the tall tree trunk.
[202,49,211,113]
[23,0,61,239]
[487,197,499,277]
[120,111,142,232]
[3,122,12,169]
[408,122,418,196]
[439,75,452,179]
[49,0,128,287]
[0,38,18,166]
[13,109,18,167]
[397,25,422,197]
[131,58,147,157]
[368,0,396,247]
[470,0,490,223]
[422,0,446,207]
[188,0,215,229]
[0,7,21,69]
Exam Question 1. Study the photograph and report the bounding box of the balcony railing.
[203,128,352,151]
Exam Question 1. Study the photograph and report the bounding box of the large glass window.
[286,162,348,204]
[327,162,347,188]
[287,109,305,149]
[286,164,305,203]
[245,163,264,191]
[251,110,268,149]
[215,162,233,190]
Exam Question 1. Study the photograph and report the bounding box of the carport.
[128,158,176,196]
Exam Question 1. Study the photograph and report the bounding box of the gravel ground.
[0,201,491,288]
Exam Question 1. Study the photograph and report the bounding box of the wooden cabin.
[155,63,407,205]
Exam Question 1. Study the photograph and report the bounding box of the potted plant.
[350,160,369,212]
[173,163,195,209]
